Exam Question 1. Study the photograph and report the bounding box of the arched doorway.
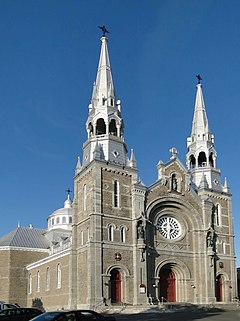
[110,269,122,303]
[216,275,223,302]
[160,268,176,302]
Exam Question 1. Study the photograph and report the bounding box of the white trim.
[26,248,71,270]
[0,246,49,253]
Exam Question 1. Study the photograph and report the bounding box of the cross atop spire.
[196,74,202,84]
[98,25,110,37]
[66,188,72,198]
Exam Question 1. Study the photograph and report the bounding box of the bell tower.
[186,77,222,191]
[82,33,129,168]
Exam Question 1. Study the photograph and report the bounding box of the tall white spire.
[82,32,132,169]
[91,36,115,107]
[186,77,221,191]
[191,83,210,140]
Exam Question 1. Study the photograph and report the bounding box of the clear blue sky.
[1,0,240,264]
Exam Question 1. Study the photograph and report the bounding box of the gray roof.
[0,227,49,249]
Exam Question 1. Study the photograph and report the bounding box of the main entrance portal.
[160,268,176,302]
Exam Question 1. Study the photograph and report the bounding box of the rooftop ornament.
[99,25,110,37]
[196,74,202,84]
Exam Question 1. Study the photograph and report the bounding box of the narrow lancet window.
[37,271,40,292]
[114,180,119,207]
[120,227,126,243]
[46,267,50,291]
[83,184,87,211]
[29,274,32,294]
[57,264,61,289]
[109,225,114,241]
[215,204,221,227]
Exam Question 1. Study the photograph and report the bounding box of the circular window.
[156,216,182,240]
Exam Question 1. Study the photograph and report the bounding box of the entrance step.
[102,302,240,314]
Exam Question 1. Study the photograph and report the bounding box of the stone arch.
[146,196,201,231]
[154,259,192,303]
[103,264,131,305]
[155,259,191,280]
[105,264,131,277]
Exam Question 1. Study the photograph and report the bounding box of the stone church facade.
[0,33,237,310]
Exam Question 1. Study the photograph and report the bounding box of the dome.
[47,194,73,231]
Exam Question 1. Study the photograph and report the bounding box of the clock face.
[156,216,182,240]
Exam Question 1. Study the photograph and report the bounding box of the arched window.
[109,119,117,136]
[29,274,32,294]
[209,153,214,167]
[83,184,87,211]
[215,204,221,227]
[62,216,66,224]
[57,264,61,289]
[120,227,126,243]
[88,122,93,137]
[56,217,60,224]
[108,225,114,242]
[96,118,106,135]
[189,155,196,169]
[198,152,207,167]
[51,218,54,225]
[69,216,72,224]
[37,271,40,292]
[46,267,50,291]
[113,180,119,208]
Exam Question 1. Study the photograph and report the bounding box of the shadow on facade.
[112,306,228,321]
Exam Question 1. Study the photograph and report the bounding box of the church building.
[0,32,237,310]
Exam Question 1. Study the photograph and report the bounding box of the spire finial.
[66,188,72,200]
[98,25,110,37]
[169,147,178,159]
[196,74,202,84]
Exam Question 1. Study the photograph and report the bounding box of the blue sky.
[0,0,240,264]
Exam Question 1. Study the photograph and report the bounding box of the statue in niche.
[137,221,145,239]
[172,177,177,191]
[207,231,215,248]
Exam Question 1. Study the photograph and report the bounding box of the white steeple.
[82,31,131,169]
[75,156,81,175]
[186,77,222,191]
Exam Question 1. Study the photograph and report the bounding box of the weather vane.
[196,74,202,84]
[99,25,110,37]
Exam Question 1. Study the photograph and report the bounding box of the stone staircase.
[102,302,240,315]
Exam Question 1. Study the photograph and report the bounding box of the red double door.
[160,269,176,302]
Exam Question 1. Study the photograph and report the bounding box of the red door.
[216,275,223,302]
[160,269,176,302]
[110,269,122,303]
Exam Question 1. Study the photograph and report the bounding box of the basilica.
[0,32,237,310]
